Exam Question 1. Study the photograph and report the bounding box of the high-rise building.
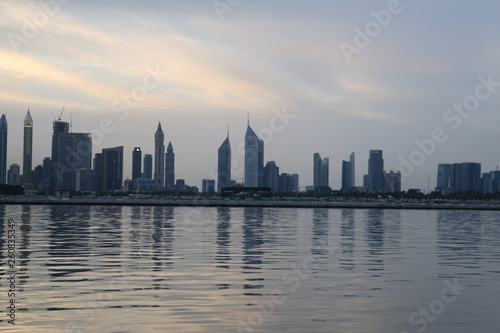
[263,161,279,193]
[143,154,153,179]
[7,164,20,185]
[154,122,165,189]
[368,150,384,192]
[0,114,7,184]
[132,147,142,182]
[436,163,451,194]
[291,173,299,193]
[342,154,355,190]
[50,119,70,189]
[313,153,329,189]
[94,153,103,191]
[349,152,355,186]
[102,146,123,191]
[23,110,33,184]
[54,133,92,190]
[384,170,401,192]
[245,119,262,187]
[217,132,231,192]
[450,162,481,193]
[165,141,175,190]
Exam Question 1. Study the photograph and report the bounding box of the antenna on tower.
[70,112,72,132]
[247,114,250,126]
[227,124,230,137]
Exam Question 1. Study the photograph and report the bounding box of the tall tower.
[217,130,231,192]
[23,110,33,184]
[368,150,384,192]
[132,147,142,181]
[245,118,261,187]
[154,122,165,189]
[143,154,153,179]
[51,119,70,189]
[165,141,175,190]
[0,114,7,184]
[349,152,355,187]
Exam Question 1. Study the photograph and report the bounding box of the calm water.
[0,205,499,333]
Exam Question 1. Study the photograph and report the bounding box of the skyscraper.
[341,153,355,190]
[244,119,262,187]
[349,152,355,186]
[132,147,142,181]
[7,164,20,186]
[165,141,175,190]
[450,162,481,193]
[154,122,165,189]
[23,110,33,184]
[50,119,70,189]
[436,163,451,194]
[94,153,103,191]
[263,161,279,193]
[313,153,329,189]
[55,133,92,190]
[102,146,123,191]
[0,114,7,184]
[143,154,153,179]
[217,131,231,192]
[368,150,384,192]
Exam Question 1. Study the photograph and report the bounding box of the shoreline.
[1,197,500,210]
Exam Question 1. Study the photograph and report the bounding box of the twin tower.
[217,119,264,192]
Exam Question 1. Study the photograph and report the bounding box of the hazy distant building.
[291,173,299,192]
[23,110,33,184]
[143,154,153,179]
[102,146,123,191]
[0,114,7,184]
[132,147,142,182]
[313,153,329,189]
[93,153,103,191]
[134,178,158,192]
[435,163,451,194]
[7,164,20,186]
[450,162,481,193]
[384,170,401,192]
[154,122,165,189]
[263,161,279,193]
[165,141,175,190]
[484,170,500,193]
[341,153,356,190]
[202,179,215,193]
[245,120,263,187]
[217,132,231,192]
[368,150,384,192]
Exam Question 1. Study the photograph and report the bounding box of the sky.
[1,0,499,191]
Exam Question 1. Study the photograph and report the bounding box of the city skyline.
[1,1,500,190]
[1,110,500,193]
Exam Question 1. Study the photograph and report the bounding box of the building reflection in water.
[365,209,385,276]
[46,205,92,281]
[436,210,482,274]
[241,207,265,296]
[310,208,330,273]
[340,209,356,271]
[215,207,231,290]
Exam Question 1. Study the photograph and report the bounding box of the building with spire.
[217,129,231,192]
[23,110,33,185]
[165,141,175,190]
[154,122,165,189]
[0,114,7,184]
[245,117,264,187]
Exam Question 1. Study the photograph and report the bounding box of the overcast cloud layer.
[1,0,499,190]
